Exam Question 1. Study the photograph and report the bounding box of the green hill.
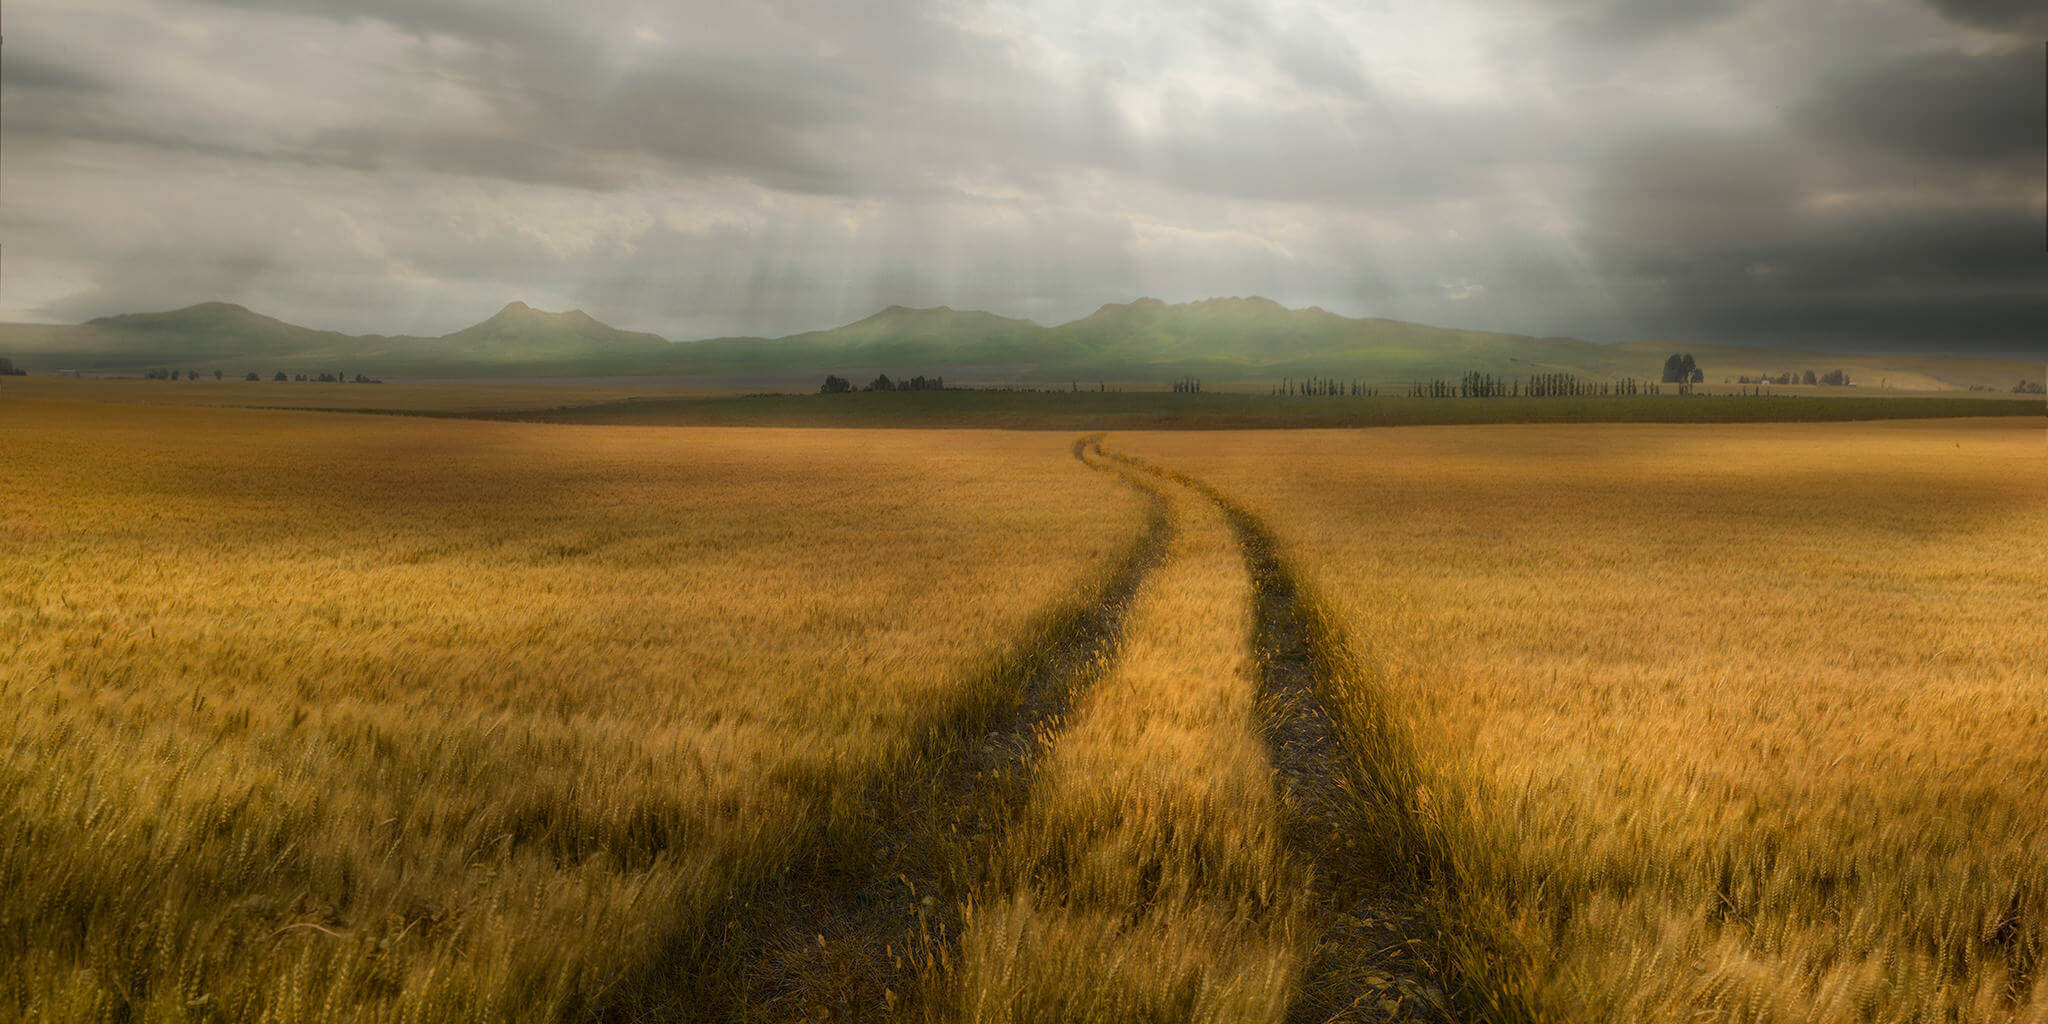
[1041,296,1606,379]
[673,305,1059,373]
[391,302,671,371]
[1,296,2037,391]
[2,302,388,371]
[0,301,678,376]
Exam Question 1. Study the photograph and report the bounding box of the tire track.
[1096,443,1460,1024]
[600,436,1171,1023]
[1233,514,1458,1024]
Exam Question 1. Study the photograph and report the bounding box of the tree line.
[1269,377,1378,396]
[142,369,382,382]
[1407,373,1668,398]
[1263,371,1682,398]
[820,373,944,393]
[1738,369,1851,386]
[0,357,25,377]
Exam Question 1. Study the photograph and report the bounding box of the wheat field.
[6,390,2043,1023]
[0,398,1148,1022]
[1112,417,2048,1023]
[949,468,1305,1024]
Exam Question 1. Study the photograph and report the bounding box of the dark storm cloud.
[1799,48,2045,166]
[1920,0,2048,32]
[1629,286,2048,360]
[2,0,2041,356]
[1580,126,2046,356]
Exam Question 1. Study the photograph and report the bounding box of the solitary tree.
[820,374,852,394]
[1662,353,1702,383]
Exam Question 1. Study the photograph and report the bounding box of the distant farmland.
[5,374,2037,429]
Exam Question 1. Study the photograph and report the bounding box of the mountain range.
[0,297,2037,392]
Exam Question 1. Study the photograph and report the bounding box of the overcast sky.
[3,0,2043,355]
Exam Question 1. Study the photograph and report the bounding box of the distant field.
[502,390,2041,429]
[9,376,2037,428]
[1113,418,2048,1022]
[0,401,1147,1022]
[0,375,688,412]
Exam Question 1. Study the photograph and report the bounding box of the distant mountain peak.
[86,300,284,330]
[1090,297,1164,316]
[478,301,605,327]
[1089,296,1304,318]
[876,304,958,316]
[1191,295,1287,311]
[182,300,256,315]
[1085,295,1306,321]
[491,300,553,318]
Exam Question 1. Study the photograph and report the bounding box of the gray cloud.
[1578,126,2045,356]
[1548,0,1749,43]
[0,51,115,93]
[1,0,2041,359]
[1921,0,2048,32]
[1799,48,2045,166]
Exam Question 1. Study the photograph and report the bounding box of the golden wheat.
[1112,417,2048,1023]
[14,387,2041,1022]
[0,398,1148,1022]
[947,470,1307,1024]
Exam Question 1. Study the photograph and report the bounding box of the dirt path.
[604,436,1458,1023]
[1232,513,1458,1023]
[1096,443,1460,1024]
[613,438,1173,1023]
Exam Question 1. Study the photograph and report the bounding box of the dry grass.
[1112,417,2048,1023]
[0,399,1148,1022]
[947,473,1307,1024]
